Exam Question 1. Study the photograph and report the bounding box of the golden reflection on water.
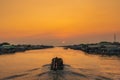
[0,47,120,79]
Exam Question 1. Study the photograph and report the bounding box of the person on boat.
[51,57,58,70]
[57,58,64,70]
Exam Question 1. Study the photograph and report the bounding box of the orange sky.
[0,0,120,45]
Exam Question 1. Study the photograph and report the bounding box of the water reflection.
[0,47,120,80]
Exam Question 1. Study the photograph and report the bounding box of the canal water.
[0,47,120,80]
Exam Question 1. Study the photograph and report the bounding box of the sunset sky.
[0,0,120,45]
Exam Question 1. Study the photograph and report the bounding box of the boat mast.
[114,33,116,42]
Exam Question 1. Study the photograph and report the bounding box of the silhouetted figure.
[51,57,64,71]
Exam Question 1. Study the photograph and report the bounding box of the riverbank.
[0,42,54,55]
[63,42,120,56]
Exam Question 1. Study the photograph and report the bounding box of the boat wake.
[1,64,117,80]
[36,64,88,80]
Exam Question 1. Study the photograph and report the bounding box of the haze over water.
[0,48,120,80]
[0,0,120,45]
